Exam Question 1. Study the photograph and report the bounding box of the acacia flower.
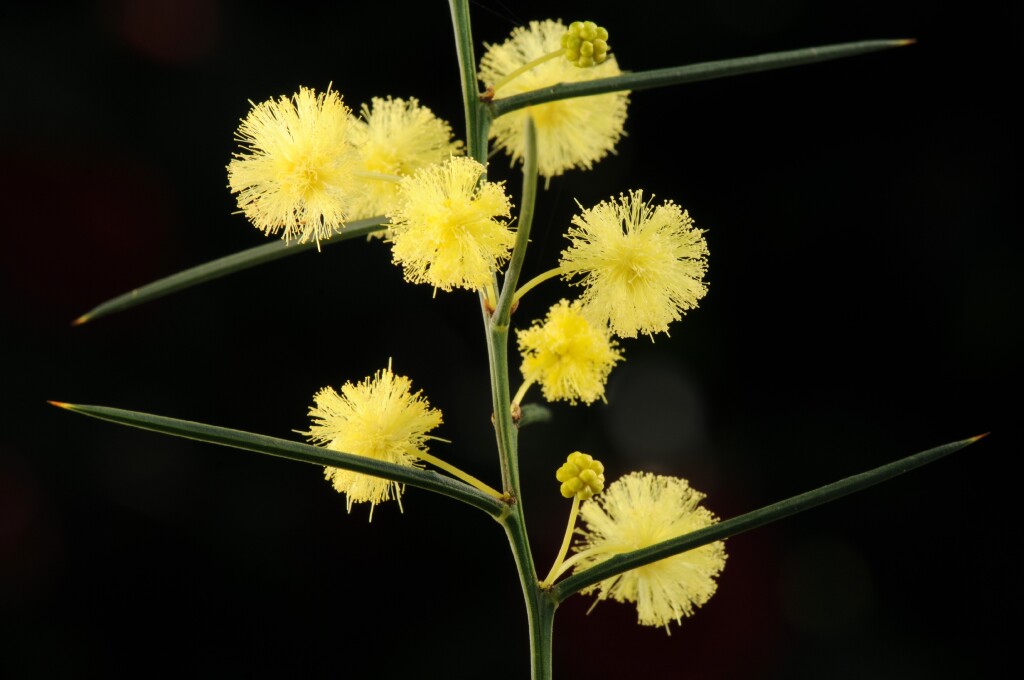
[386,156,514,292]
[560,190,709,339]
[348,97,464,223]
[305,363,443,518]
[571,472,727,631]
[228,86,359,246]
[517,299,622,405]
[479,19,629,181]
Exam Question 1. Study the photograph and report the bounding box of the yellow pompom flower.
[387,156,514,292]
[479,19,629,181]
[517,300,622,405]
[572,472,727,632]
[560,190,709,339]
[348,97,464,224]
[228,86,358,246]
[305,363,443,518]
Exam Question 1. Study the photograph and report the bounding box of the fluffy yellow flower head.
[305,363,443,517]
[518,300,622,405]
[348,97,464,223]
[560,190,709,339]
[479,19,629,180]
[573,472,727,631]
[228,86,358,245]
[387,156,514,292]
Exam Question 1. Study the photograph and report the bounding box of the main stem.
[449,2,554,677]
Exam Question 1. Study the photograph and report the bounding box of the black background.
[1,0,1017,677]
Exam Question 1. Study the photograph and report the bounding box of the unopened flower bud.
[562,21,610,67]
[555,451,606,499]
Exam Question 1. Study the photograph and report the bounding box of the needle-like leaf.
[73,216,387,325]
[489,40,913,118]
[551,433,984,602]
[50,401,506,518]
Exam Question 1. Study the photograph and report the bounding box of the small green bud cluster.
[562,21,610,67]
[556,451,606,499]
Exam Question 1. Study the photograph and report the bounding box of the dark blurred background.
[1,0,1017,677]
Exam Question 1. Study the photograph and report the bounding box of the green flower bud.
[563,21,611,67]
[555,451,606,499]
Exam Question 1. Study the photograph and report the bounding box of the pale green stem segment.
[552,434,984,603]
[494,117,538,326]
[541,494,581,587]
[450,3,550,678]
[512,268,562,307]
[51,401,507,518]
[448,0,488,163]
[73,216,388,325]
[488,39,912,119]
[416,450,504,499]
[490,49,565,93]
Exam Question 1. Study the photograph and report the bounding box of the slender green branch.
[51,401,507,518]
[494,117,538,326]
[74,216,387,325]
[449,0,488,162]
[488,325,521,492]
[500,509,554,680]
[552,434,984,602]
[489,40,912,119]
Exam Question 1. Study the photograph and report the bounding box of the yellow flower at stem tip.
[572,472,727,632]
[348,97,464,227]
[479,19,629,181]
[387,156,514,292]
[560,190,709,339]
[227,86,358,246]
[304,363,443,518]
[518,300,622,405]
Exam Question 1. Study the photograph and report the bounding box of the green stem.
[450,5,553,677]
[552,434,984,602]
[488,40,912,119]
[501,508,556,680]
[494,117,538,326]
[449,0,487,162]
